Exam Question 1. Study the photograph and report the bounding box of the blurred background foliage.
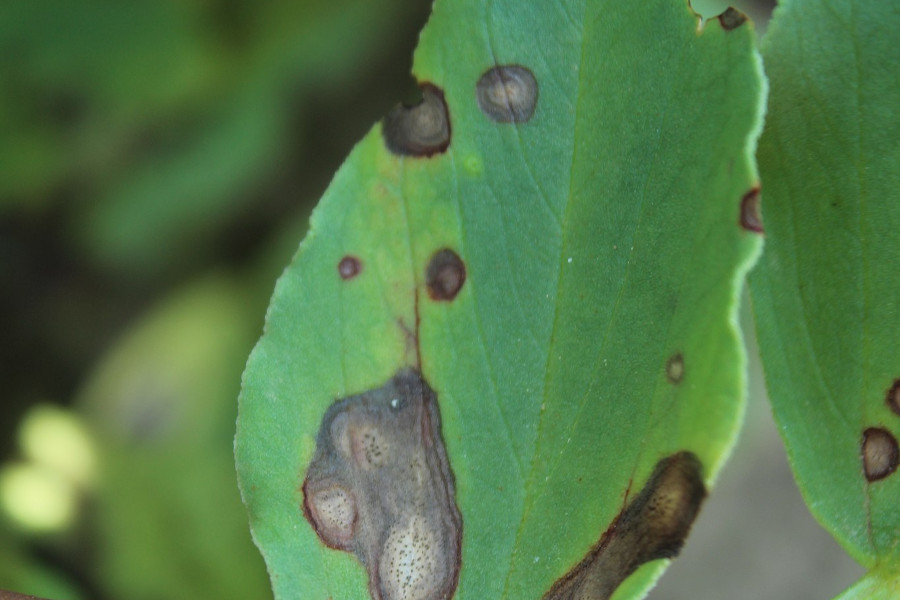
[0,1,862,599]
[0,0,430,597]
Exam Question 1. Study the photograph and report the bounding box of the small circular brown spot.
[382,84,450,157]
[426,248,466,301]
[718,7,748,30]
[862,427,899,482]
[338,256,362,280]
[666,354,684,384]
[740,186,763,233]
[476,65,538,123]
[886,379,900,416]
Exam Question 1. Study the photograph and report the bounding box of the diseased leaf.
[236,1,764,599]
[749,0,900,585]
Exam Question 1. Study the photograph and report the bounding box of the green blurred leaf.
[0,528,82,600]
[72,0,419,275]
[749,0,900,577]
[0,0,221,205]
[77,277,270,600]
[0,0,421,275]
[237,1,764,599]
[78,86,285,272]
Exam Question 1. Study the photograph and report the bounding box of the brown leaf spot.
[476,65,539,123]
[740,186,763,233]
[666,354,685,385]
[543,452,706,600]
[426,248,466,302]
[302,370,461,600]
[718,7,748,30]
[862,427,899,482]
[886,379,900,417]
[305,485,357,550]
[382,84,450,157]
[339,256,362,280]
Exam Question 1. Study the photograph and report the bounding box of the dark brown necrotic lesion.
[381,85,451,157]
[717,7,748,31]
[544,452,706,600]
[426,248,466,302]
[302,369,462,600]
[862,426,899,482]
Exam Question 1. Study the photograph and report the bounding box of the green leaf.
[0,529,83,600]
[236,1,764,599]
[749,0,900,576]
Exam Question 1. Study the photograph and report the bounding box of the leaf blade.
[750,0,900,570]
[237,1,765,598]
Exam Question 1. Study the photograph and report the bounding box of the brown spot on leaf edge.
[302,369,461,600]
[740,186,763,233]
[339,256,362,280]
[543,452,706,600]
[426,248,466,301]
[718,7,748,30]
[476,64,539,123]
[862,427,899,482]
[382,84,451,157]
[886,380,900,417]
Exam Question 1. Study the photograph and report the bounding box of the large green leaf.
[236,1,764,598]
[749,0,900,592]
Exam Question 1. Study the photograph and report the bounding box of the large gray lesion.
[544,452,706,600]
[302,369,462,600]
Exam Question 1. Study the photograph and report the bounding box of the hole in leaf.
[862,427,899,482]
[426,248,466,302]
[302,369,461,600]
[543,452,706,600]
[476,65,539,123]
[382,84,451,157]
